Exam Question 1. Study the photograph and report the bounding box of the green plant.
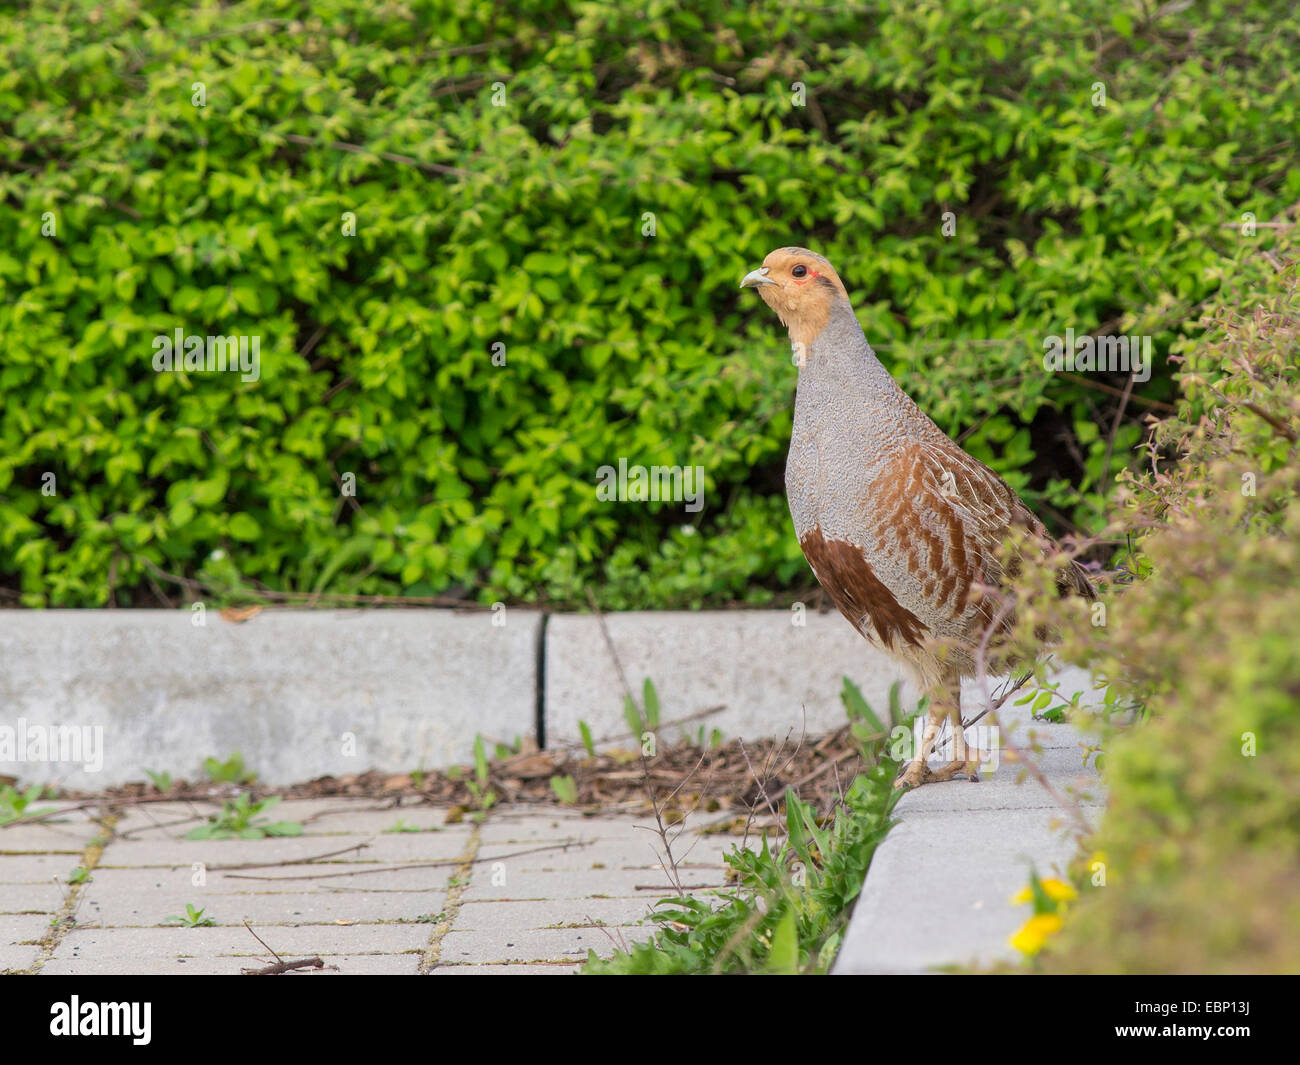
[201,753,255,786]
[185,795,303,840]
[66,867,91,885]
[0,784,53,826]
[840,677,887,744]
[1005,224,1300,973]
[1014,683,1079,724]
[578,720,596,758]
[1008,871,1077,957]
[143,769,174,793]
[549,774,578,804]
[694,725,724,750]
[493,737,521,760]
[585,679,912,974]
[165,904,215,928]
[463,734,497,812]
[623,678,661,737]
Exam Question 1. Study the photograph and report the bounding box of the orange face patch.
[748,247,849,347]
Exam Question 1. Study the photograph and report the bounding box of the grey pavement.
[1,800,722,975]
[2,660,1107,975]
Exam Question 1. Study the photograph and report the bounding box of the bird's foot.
[895,757,983,789]
[926,758,981,784]
[893,760,932,791]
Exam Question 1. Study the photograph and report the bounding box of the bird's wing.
[874,438,1095,627]
[799,438,1093,654]
[858,440,1022,635]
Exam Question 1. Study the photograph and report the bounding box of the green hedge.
[2,0,1297,607]
[1027,211,1300,974]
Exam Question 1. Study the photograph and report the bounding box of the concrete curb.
[832,700,1104,974]
[1,609,1103,792]
[544,609,917,747]
[0,610,539,788]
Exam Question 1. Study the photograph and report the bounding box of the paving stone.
[42,954,252,975]
[475,842,665,877]
[546,610,914,745]
[50,922,428,963]
[1,943,40,972]
[75,880,446,927]
[0,797,836,974]
[42,949,424,976]
[299,954,422,975]
[97,831,469,869]
[0,853,84,881]
[887,747,1105,814]
[210,863,452,892]
[0,913,51,946]
[459,867,712,902]
[455,897,656,931]
[477,811,637,845]
[0,821,103,850]
[295,807,457,835]
[546,617,1106,753]
[436,926,629,965]
[0,880,66,914]
[431,962,580,975]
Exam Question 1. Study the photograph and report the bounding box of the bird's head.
[739,247,850,347]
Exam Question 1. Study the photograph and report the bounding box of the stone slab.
[0,609,542,788]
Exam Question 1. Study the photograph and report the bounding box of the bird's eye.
[792,265,808,278]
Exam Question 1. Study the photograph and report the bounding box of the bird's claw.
[893,762,932,791]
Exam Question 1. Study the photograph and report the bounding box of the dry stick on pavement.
[206,841,372,871]
[243,921,284,965]
[238,923,334,975]
[245,957,328,976]
[223,839,593,881]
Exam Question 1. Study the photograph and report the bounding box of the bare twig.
[224,839,592,881]
[244,956,327,975]
[242,922,284,964]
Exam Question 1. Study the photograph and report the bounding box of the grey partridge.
[741,247,1094,789]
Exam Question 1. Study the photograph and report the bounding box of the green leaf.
[765,909,799,974]
[623,694,643,737]
[642,678,660,730]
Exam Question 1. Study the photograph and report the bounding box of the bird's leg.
[927,704,983,783]
[894,699,945,790]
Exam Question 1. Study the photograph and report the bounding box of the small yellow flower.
[1011,876,1078,907]
[1010,913,1063,956]
[1040,877,1078,903]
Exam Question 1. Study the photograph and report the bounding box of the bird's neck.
[798,302,898,394]
[794,302,936,442]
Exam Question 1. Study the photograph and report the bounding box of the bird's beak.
[739,267,777,289]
